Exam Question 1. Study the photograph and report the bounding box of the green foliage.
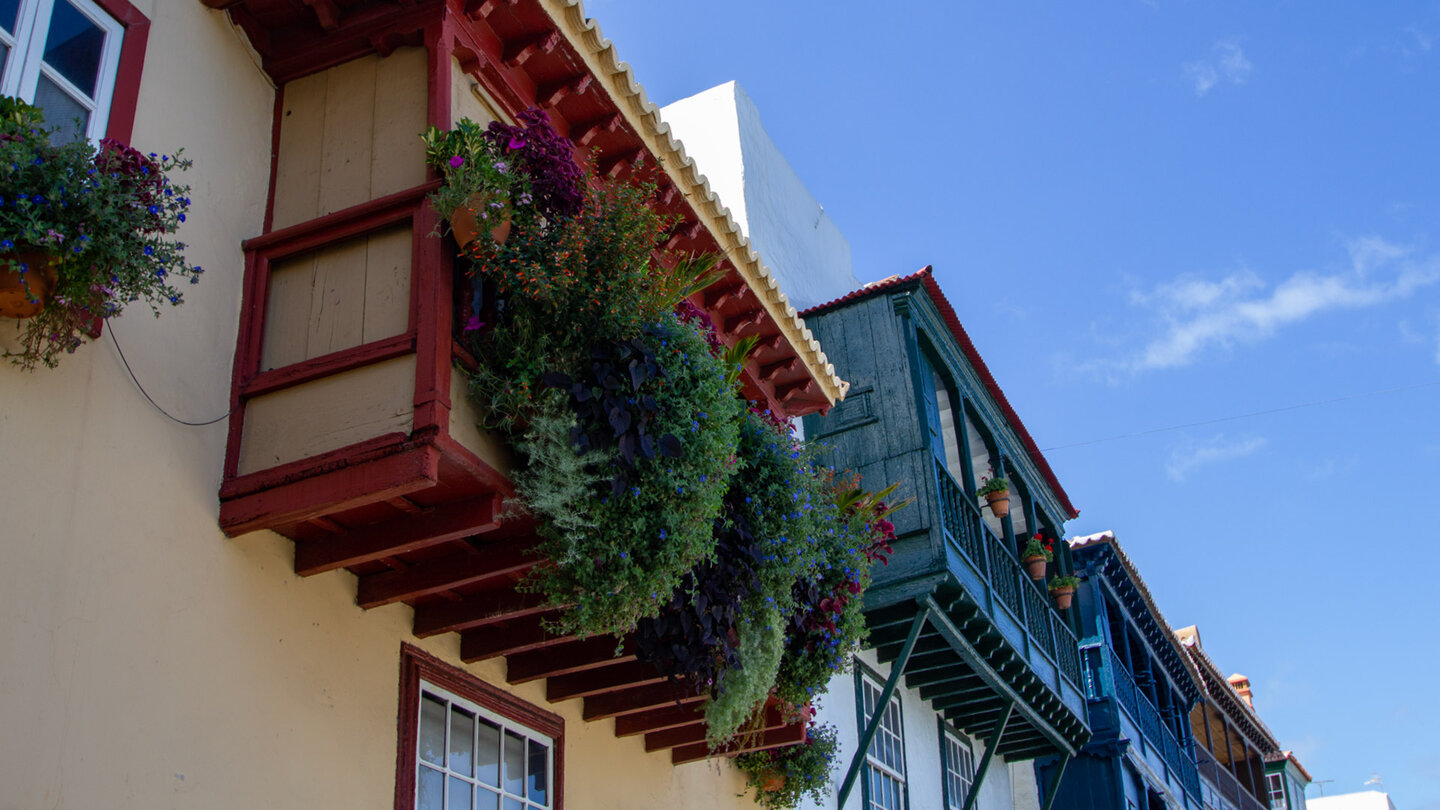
[421,118,522,227]
[1021,533,1055,561]
[1048,574,1080,591]
[517,316,741,638]
[978,476,1009,496]
[705,596,784,747]
[1,96,199,369]
[734,722,840,810]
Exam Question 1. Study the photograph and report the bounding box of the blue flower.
[0,240,11,250]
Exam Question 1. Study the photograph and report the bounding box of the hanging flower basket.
[983,490,1010,519]
[1022,555,1048,580]
[0,248,57,318]
[1048,575,1079,610]
[448,191,512,249]
[1020,532,1054,580]
[760,772,787,793]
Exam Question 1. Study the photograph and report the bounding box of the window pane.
[502,798,523,810]
[34,74,88,143]
[447,776,472,810]
[43,0,104,96]
[450,706,475,777]
[476,718,501,786]
[419,695,448,766]
[503,730,525,795]
[418,766,446,810]
[0,41,9,75]
[527,739,548,805]
[0,0,17,33]
[475,788,499,810]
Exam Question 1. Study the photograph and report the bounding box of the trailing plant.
[1021,532,1055,561]
[1,96,200,369]
[734,721,840,810]
[705,594,785,746]
[1048,574,1080,592]
[977,475,1009,496]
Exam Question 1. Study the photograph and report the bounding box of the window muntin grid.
[862,676,906,810]
[417,682,553,810]
[1267,773,1287,810]
[0,0,122,143]
[942,729,975,810]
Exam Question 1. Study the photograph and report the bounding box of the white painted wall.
[805,649,1034,810]
[662,82,858,311]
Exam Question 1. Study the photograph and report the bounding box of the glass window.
[942,728,975,810]
[862,675,906,810]
[0,0,124,143]
[418,682,553,810]
[1267,773,1287,810]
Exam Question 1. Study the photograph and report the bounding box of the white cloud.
[1165,434,1267,482]
[1185,40,1253,96]
[1116,237,1440,372]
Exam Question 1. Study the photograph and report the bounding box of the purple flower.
[493,161,508,174]
[448,155,465,169]
[463,315,486,332]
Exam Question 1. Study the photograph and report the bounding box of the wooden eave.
[202,0,846,416]
[1176,635,1282,754]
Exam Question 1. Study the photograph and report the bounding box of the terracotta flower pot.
[449,192,512,249]
[760,772,786,793]
[983,490,1010,519]
[1049,586,1075,610]
[0,248,58,318]
[1023,555,1048,581]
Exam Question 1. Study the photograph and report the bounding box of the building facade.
[799,268,1092,810]
[1056,531,1206,810]
[0,1,849,808]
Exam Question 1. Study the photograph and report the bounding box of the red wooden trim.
[458,612,565,662]
[219,443,440,536]
[410,199,449,434]
[224,249,267,480]
[434,432,513,496]
[506,637,637,685]
[241,333,417,398]
[221,431,412,498]
[244,183,433,254]
[613,703,705,738]
[94,0,147,144]
[263,86,283,234]
[581,682,705,722]
[263,4,433,85]
[396,644,565,810]
[412,589,549,637]
[356,537,539,608]
[670,721,805,765]
[545,659,663,702]
[293,493,500,575]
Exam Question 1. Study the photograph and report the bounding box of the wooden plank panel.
[271,70,327,230]
[260,249,319,370]
[237,356,416,475]
[451,55,503,126]
[306,233,368,358]
[361,224,413,343]
[318,55,377,217]
[370,46,428,200]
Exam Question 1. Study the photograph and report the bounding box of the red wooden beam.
[546,660,665,702]
[538,73,592,107]
[506,636,635,684]
[412,589,548,638]
[293,494,501,576]
[354,538,539,608]
[759,357,798,382]
[502,29,559,67]
[218,444,440,537]
[670,721,806,765]
[613,703,706,738]
[644,705,786,753]
[582,681,703,722]
[458,611,566,662]
[574,113,621,147]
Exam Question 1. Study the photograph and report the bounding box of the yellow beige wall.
[0,4,749,809]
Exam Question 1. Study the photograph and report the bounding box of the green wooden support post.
[960,700,1015,810]
[836,607,931,810]
[1040,754,1072,810]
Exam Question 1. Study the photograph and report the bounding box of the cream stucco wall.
[0,5,754,810]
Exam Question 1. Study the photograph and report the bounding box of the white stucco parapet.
[660,81,860,313]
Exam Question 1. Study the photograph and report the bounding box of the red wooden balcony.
[211,0,839,763]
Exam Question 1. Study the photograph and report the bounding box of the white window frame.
[861,673,907,810]
[942,726,976,810]
[1266,773,1287,810]
[416,680,555,810]
[0,0,124,141]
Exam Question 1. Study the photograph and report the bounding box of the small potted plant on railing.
[1020,532,1053,580]
[1,96,200,369]
[977,475,1010,519]
[1047,574,1080,610]
[734,720,839,810]
[421,108,583,251]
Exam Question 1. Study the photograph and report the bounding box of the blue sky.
[588,0,1440,805]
